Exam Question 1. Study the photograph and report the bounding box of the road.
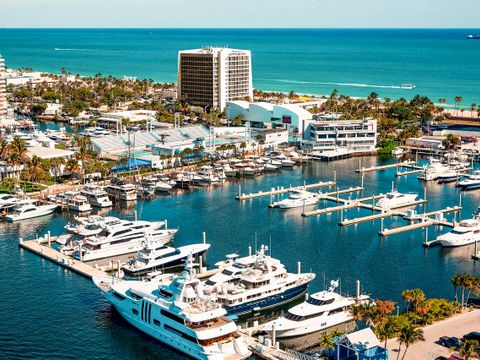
[387,309,480,360]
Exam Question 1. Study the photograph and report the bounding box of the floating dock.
[235,180,335,201]
[355,160,418,173]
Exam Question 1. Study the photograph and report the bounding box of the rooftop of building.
[26,146,75,160]
[179,47,250,55]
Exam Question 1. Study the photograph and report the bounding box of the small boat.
[5,202,58,222]
[437,170,459,184]
[467,34,480,39]
[391,147,406,156]
[376,191,417,209]
[265,163,279,172]
[457,171,480,190]
[281,159,295,168]
[399,84,416,90]
[437,219,480,247]
[274,190,318,209]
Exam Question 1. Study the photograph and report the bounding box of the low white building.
[254,129,289,148]
[302,119,377,153]
[405,136,443,150]
[226,101,313,137]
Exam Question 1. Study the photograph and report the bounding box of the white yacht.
[437,219,480,247]
[105,181,137,201]
[123,242,211,277]
[204,253,263,288]
[264,163,279,172]
[457,171,480,190]
[263,281,369,343]
[59,216,126,244]
[212,245,316,317]
[376,191,417,209]
[68,194,92,212]
[197,166,220,183]
[0,193,19,208]
[418,159,450,181]
[4,202,58,222]
[64,220,176,261]
[93,257,251,360]
[281,159,295,168]
[80,185,113,208]
[273,190,318,209]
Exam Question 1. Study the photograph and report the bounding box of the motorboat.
[223,165,238,177]
[391,147,406,156]
[203,253,263,288]
[0,193,19,207]
[4,202,58,222]
[93,256,251,360]
[123,242,211,277]
[212,245,316,317]
[59,216,127,244]
[105,181,137,201]
[437,219,480,247]
[80,185,113,208]
[64,219,176,261]
[264,163,279,172]
[399,84,416,90]
[263,280,369,342]
[273,190,318,209]
[457,171,480,190]
[467,34,480,39]
[281,159,295,168]
[418,158,450,181]
[437,169,460,184]
[197,166,220,183]
[376,191,418,209]
[68,194,92,212]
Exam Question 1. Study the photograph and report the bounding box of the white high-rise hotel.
[0,54,7,122]
[177,47,253,111]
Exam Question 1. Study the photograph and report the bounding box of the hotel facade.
[0,55,7,123]
[177,47,253,110]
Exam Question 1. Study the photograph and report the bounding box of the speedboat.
[376,191,417,209]
[391,147,406,156]
[281,159,295,168]
[80,185,113,208]
[123,242,211,277]
[274,190,318,209]
[264,163,279,171]
[437,169,460,184]
[457,171,480,190]
[4,202,58,222]
[263,280,369,342]
[212,245,316,317]
[93,257,251,360]
[437,219,480,247]
[467,34,480,39]
[399,84,416,90]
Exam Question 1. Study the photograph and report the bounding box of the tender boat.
[211,245,316,317]
[93,256,251,360]
[376,191,417,209]
[4,202,58,222]
[123,242,211,277]
[437,219,480,247]
[391,147,405,156]
[263,280,369,343]
[274,190,318,209]
[80,185,113,207]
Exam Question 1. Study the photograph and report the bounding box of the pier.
[355,160,418,173]
[235,180,335,201]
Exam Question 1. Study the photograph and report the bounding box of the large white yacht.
[123,242,211,277]
[80,185,113,208]
[375,191,418,209]
[418,158,450,181]
[211,246,316,317]
[105,181,137,201]
[273,190,318,209]
[263,281,369,344]
[93,257,251,360]
[63,219,176,261]
[68,194,92,212]
[437,218,480,247]
[4,201,58,222]
[204,253,263,288]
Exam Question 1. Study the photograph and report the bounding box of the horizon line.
[0,27,479,30]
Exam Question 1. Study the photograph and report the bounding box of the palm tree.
[397,325,425,360]
[25,155,47,184]
[454,96,463,115]
[319,332,336,355]
[375,319,397,349]
[470,103,476,118]
[460,273,472,307]
[465,275,479,306]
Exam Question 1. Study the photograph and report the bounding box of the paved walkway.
[387,309,480,360]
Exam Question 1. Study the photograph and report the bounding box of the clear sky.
[2,0,480,28]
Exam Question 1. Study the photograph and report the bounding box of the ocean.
[0,29,480,107]
[1,157,479,359]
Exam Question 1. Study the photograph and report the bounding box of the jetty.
[235,180,335,201]
[355,160,418,173]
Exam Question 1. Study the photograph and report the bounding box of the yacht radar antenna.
[328,279,340,292]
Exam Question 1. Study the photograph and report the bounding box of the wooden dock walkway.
[236,181,335,201]
[339,211,397,226]
[355,160,417,173]
[379,219,454,237]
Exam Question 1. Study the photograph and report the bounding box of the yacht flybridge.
[437,218,480,247]
[208,245,316,317]
[263,280,369,344]
[93,256,251,360]
[80,185,113,208]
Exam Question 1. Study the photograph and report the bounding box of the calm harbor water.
[1,29,480,106]
[1,156,479,359]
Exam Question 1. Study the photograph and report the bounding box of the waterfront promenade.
[387,309,480,359]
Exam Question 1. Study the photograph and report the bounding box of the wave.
[269,79,415,90]
[54,48,103,52]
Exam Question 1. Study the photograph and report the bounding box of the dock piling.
[334,169,337,183]
[248,246,252,257]
[134,210,137,221]
[79,243,83,261]
[297,261,301,274]
[165,219,168,229]
[47,231,51,247]
[202,232,206,244]
[117,260,121,278]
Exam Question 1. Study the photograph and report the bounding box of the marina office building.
[226,100,313,137]
[177,47,253,110]
[301,119,378,153]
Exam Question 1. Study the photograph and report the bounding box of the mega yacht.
[93,257,251,360]
[105,181,137,201]
[274,190,318,209]
[4,201,58,222]
[80,185,113,208]
[204,253,264,288]
[212,245,316,317]
[375,191,418,209]
[64,219,176,261]
[123,242,211,277]
[263,281,369,343]
[437,219,480,247]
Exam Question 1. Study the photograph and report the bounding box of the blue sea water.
[1,157,480,359]
[0,29,480,106]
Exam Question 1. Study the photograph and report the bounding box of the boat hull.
[4,206,57,222]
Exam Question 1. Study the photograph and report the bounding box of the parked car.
[439,336,461,349]
[463,332,480,342]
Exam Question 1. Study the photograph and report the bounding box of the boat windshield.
[306,297,335,306]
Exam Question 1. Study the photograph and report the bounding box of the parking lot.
[387,309,480,359]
